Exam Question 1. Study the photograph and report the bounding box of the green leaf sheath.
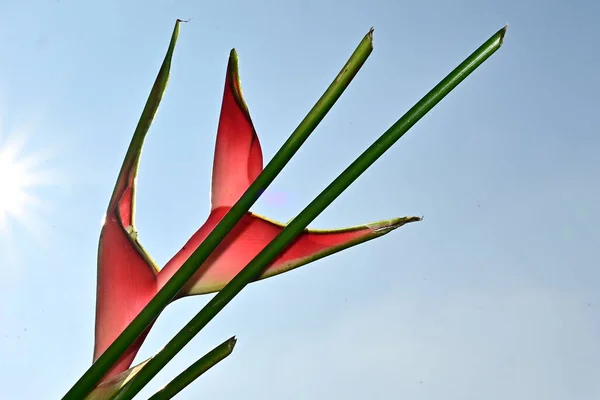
[112,26,507,400]
[147,337,236,400]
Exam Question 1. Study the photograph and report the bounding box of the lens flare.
[0,131,54,235]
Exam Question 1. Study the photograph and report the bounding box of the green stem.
[63,27,374,399]
[147,337,236,400]
[112,26,507,400]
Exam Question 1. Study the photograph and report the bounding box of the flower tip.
[228,49,241,80]
[229,48,239,62]
[368,215,422,234]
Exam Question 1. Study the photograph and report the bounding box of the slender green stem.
[147,337,237,400]
[63,27,374,399]
[112,26,507,400]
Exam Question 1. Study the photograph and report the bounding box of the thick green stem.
[63,26,374,399]
[112,26,507,400]
[147,337,236,400]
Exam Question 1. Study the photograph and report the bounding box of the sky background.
[0,0,599,398]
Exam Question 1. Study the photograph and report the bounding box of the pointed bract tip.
[176,18,193,23]
[225,47,250,116]
[228,49,240,74]
[390,215,422,229]
[368,215,422,234]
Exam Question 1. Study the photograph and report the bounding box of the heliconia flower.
[93,49,421,384]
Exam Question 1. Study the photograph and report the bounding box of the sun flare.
[0,133,50,234]
[0,150,28,224]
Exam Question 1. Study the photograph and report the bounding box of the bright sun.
[0,134,46,233]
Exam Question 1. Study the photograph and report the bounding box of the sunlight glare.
[0,132,50,234]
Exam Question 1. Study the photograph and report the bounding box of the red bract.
[94,50,419,382]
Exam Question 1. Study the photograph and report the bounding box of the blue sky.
[0,0,599,398]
